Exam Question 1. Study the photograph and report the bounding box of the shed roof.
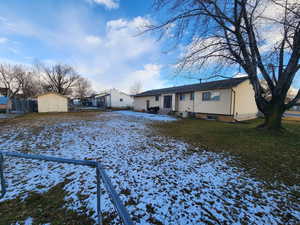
[135,77,248,97]
[37,92,68,99]
[95,93,110,98]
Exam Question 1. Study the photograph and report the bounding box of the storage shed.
[37,92,68,113]
[0,96,11,112]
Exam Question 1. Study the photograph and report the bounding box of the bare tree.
[73,77,93,101]
[18,69,42,99]
[130,81,142,95]
[0,64,26,113]
[149,0,300,130]
[40,63,80,95]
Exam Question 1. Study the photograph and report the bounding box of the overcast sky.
[0,0,299,93]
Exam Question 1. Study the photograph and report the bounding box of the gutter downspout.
[193,92,195,116]
[231,88,236,120]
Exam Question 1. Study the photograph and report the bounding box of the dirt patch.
[0,180,95,225]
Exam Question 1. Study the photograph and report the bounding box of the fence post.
[0,153,6,199]
[0,151,133,224]
[96,164,102,225]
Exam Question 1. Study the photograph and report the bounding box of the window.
[211,92,220,101]
[202,92,210,101]
[202,91,220,101]
[190,92,194,100]
[179,94,185,101]
[120,98,123,102]
[155,95,159,101]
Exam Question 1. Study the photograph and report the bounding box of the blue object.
[0,96,8,105]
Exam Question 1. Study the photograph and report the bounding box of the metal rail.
[0,151,133,225]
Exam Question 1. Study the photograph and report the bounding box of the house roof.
[93,89,131,98]
[135,77,249,97]
[95,93,110,98]
[37,92,68,99]
[0,96,9,104]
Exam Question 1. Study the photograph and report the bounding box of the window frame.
[202,92,211,101]
[179,93,185,101]
[190,92,194,100]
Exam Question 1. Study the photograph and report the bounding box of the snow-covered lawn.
[115,110,177,121]
[0,113,20,119]
[0,111,299,224]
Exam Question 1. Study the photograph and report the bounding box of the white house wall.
[133,96,160,111]
[134,89,232,114]
[177,93,194,112]
[233,80,258,121]
[193,89,232,115]
[109,89,133,108]
[133,80,258,121]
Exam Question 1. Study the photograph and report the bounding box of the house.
[72,95,98,107]
[93,88,133,108]
[133,77,258,121]
[37,92,68,113]
[289,100,300,112]
[0,96,12,112]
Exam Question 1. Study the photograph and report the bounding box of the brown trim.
[194,112,232,116]
[195,112,235,122]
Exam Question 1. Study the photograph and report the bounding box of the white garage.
[37,92,68,113]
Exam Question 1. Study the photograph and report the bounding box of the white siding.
[133,79,259,121]
[193,89,232,115]
[177,93,194,112]
[133,96,160,111]
[233,80,258,120]
[109,89,133,108]
[134,89,232,115]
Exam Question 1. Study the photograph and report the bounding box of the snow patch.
[0,112,298,224]
[115,110,177,121]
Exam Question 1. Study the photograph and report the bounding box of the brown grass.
[0,180,95,225]
[153,118,300,187]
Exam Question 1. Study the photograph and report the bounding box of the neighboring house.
[94,89,133,108]
[134,77,258,121]
[289,100,300,112]
[72,96,97,107]
[37,92,68,113]
[284,99,300,121]
[0,96,12,112]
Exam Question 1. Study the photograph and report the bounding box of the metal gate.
[0,151,133,225]
[11,99,37,113]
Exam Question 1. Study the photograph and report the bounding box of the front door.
[163,95,172,109]
[146,100,150,110]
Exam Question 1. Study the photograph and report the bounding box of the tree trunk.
[258,103,285,131]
